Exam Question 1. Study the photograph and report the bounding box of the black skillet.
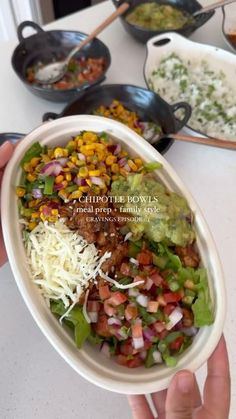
[112,0,215,44]
[42,84,191,154]
[0,133,25,145]
[11,21,111,103]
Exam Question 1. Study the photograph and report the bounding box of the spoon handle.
[193,0,236,16]
[172,133,236,150]
[66,2,130,63]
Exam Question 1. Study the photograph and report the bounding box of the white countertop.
[0,1,235,418]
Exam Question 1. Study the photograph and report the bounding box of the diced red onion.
[123,163,131,172]
[182,327,198,336]
[133,336,144,350]
[90,176,105,187]
[57,158,68,167]
[78,153,86,161]
[166,308,183,331]
[74,177,87,186]
[153,350,163,364]
[54,183,64,191]
[128,288,139,297]
[145,277,154,291]
[100,342,111,358]
[108,317,122,326]
[88,312,98,323]
[114,144,121,155]
[140,350,147,360]
[118,157,127,167]
[143,327,155,342]
[32,188,42,199]
[41,161,62,176]
[136,294,149,307]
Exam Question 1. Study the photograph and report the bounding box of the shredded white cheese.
[25,220,111,307]
[98,269,144,289]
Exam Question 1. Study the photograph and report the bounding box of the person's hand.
[0,141,15,267]
[128,335,230,419]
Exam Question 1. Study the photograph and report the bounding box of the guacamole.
[111,173,195,246]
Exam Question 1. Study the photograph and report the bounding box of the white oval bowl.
[143,32,236,139]
[1,115,226,394]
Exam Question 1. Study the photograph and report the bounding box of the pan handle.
[0,132,25,145]
[171,102,192,131]
[42,112,59,122]
[17,21,45,43]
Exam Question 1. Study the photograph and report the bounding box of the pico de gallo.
[17,131,214,368]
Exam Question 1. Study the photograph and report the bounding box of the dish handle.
[42,112,59,122]
[146,32,188,54]
[17,21,44,43]
[171,102,192,132]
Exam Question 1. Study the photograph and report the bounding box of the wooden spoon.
[167,133,236,150]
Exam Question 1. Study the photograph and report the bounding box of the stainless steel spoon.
[35,2,130,84]
[193,0,236,17]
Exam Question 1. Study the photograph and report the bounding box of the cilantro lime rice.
[148,53,236,140]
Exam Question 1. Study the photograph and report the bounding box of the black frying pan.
[11,21,111,103]
[42,84,192,154]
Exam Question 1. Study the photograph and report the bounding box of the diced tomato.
[116,354,129,367]
[104,300,117,317]
[149,271,163,286]
[131,320,143,339]
[153,321,166,333]
[163,292,182,303]
[99,285,111,300]
[95,314,112,337]
[137,250,153,265]
[87,300,100,313]
[133,275,145,289]
[169,336,185,351]
[157,330,168,340]
[127,355,143,368]
[120,339,134,356]
[120,263,131,276]
[147,301,159,313]
[125,304,138,321]
[163,304,176,316]
[108,291,128,306]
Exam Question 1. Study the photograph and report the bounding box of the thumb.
[0,141,14,169]
[166,370,194,419]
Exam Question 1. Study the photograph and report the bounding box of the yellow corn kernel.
[27,173,37,182]
[111,163,119,173]
[51,209,59,216]
[97,152,106,162]
[67,161,75,169]
[119,150,128,158]
[30,157,41,167]
[69,190,82,200]
[86,179,92,187]
[106,155,117,166]
[79,167,89,178]
[63,167,70,172]
[31,212,40,219]
[62,149,68,157]
[112,175,119,181]
[94,143,105,151]
[29,200,38,208]
[76,160,86,167]
[82,149,94,157]
[88,164,95,170]
[61,180,68,188]
[128,160,138,171]
[88,169,101,177]
[91,186,100,195]
[103,174,111,183]
[120,168,128,177]
[16,187,26,197]
[55,175,64,184]
[83,132,97,143]
[58,189,68,200]
[41,154,50,163]
[23,162,32,172]
[134,158,143,168]
[47,149,54,158]
[101,185,108,194]
[65,173,72,182]
[54,147,65,158]
[28,221,37,231]
[75,138,83,147]
[71,156,78,164]
[79,186,90,193]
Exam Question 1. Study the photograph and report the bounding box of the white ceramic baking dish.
[144,31,236,138]
[1,115,226,394]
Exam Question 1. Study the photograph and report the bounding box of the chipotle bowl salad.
[1,116,226,393]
